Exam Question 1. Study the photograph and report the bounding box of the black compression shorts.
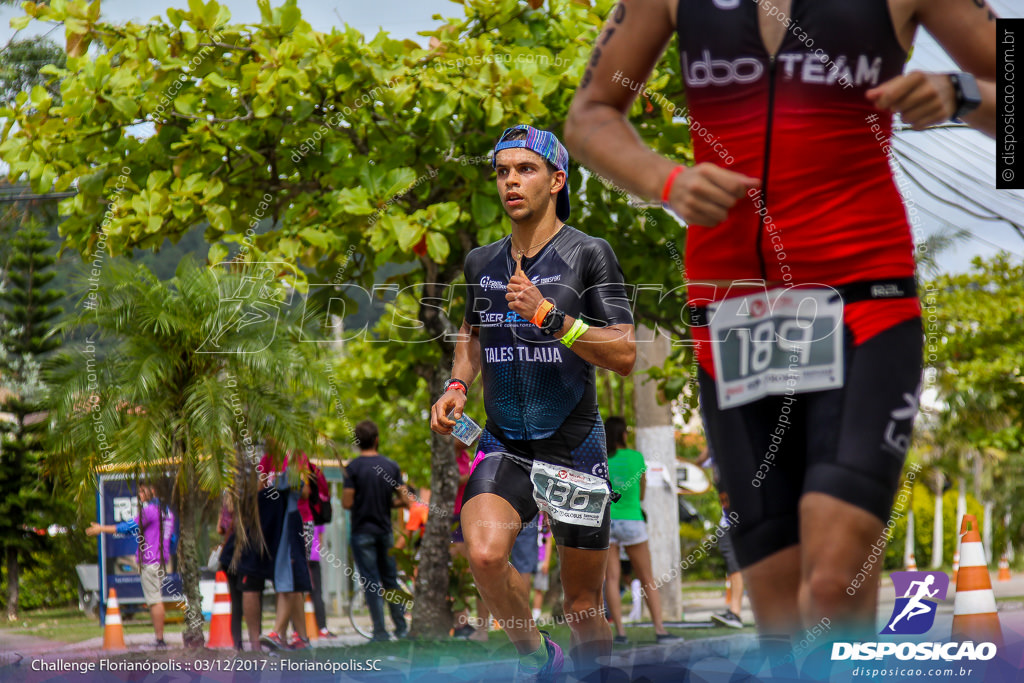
[700,318,923,568]
[462,426,611,550]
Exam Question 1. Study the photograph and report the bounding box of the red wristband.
[445,379,467,394]
[530,299,555,328]
[661,165,685,208]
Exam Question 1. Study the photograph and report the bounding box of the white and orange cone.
[951,550,960,583]
[906,553,917,572]
[104,588,126,650]
[304,594,318,641]
[207,570,234,649]
[952,514,1003,645]
[725,578,732,605]
[998,554,1011,582]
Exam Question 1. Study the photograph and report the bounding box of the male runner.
[430,124,636,680]
[565,0,997,644]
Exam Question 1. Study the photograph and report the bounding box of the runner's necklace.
[511,226,562,272]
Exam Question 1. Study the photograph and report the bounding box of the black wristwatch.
[540,307,566,336]
[949,72,982,121]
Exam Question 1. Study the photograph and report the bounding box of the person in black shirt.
[431,125,635,680]
[342,420,413,641]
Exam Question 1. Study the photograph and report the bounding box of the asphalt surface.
[2,572,1023,682]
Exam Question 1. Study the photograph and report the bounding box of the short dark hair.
[497,128,559,175]
[355,420,379,450]
[605,416,628,454]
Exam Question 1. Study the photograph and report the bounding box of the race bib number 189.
[708,287,844,408]
[530,461,610,528]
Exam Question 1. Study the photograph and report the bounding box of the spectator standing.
[87,482,175,648]
[696,447,745,629]
[602,417,677,643]
[308,524,335,637]
[451,442,482,640]
[532,514,555,623]
[235,459,283,652]
[396,486,429,551]
[343,420,412,641]
[216,493,244,649]
[259,449,313,650]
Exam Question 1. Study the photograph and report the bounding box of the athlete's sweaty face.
[494,148,564,223]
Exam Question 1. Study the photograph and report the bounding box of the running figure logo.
[882,571,950,635]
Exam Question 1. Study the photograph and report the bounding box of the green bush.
[883,482,994,570]
[677,490,726,581]
[0,530,94,612]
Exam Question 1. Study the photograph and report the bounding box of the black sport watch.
[949,72,982,121]
[540,307,566,337]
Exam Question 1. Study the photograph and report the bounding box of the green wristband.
[560,318,590,348]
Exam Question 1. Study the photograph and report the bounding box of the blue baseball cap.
[492,124,571,221]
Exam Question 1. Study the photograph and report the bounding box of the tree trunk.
[1006,511,1015,564]
[177,479,206,647]
[5,547,18,621]
[982,500,994,566]
[605,371,615,416]
[904,510,915,568]
[931,470,943,569]
[632,326,682,621]
[956,478,967,542]
[618,373,626,418]
[411,277,459,639]
[409,360,459,638]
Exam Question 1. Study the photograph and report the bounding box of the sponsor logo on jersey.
[682,50,884,88]
[480,311,532,327]
[682,50,764,87]
[480,276,507,291]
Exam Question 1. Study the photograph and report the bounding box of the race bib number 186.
[530,461,610,528]
[708,287,844,408]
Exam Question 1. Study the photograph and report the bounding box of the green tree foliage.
[0,222,65,619]
[0,37,66,107]
[1,34,66,282]
[47,258,330,644]
[926,254,1024,552]
[881,483,992,571]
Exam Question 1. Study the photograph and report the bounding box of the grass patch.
[5,607,105,643]
[4,607,281,645]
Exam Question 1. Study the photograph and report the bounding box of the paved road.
[2,572,1023,682]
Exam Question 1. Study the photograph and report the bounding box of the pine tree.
[0,222,64,620]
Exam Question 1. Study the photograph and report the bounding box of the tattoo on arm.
[580,3,628,89]
[971,0,997,21]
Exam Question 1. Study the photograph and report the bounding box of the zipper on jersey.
[510,324,529,440]
[507,254,528,440]
[757,54,776,282]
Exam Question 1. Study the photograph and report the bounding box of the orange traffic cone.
[906,553,917,571]
[207,571,234,649]
[951,550,960,582]
[998,554,1011,582]
[952,514,1002,645]
[304,594,318,641]
[104,588,126,650]
[725,578,732,605]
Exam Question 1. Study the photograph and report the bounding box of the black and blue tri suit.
[461,226,634,549]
